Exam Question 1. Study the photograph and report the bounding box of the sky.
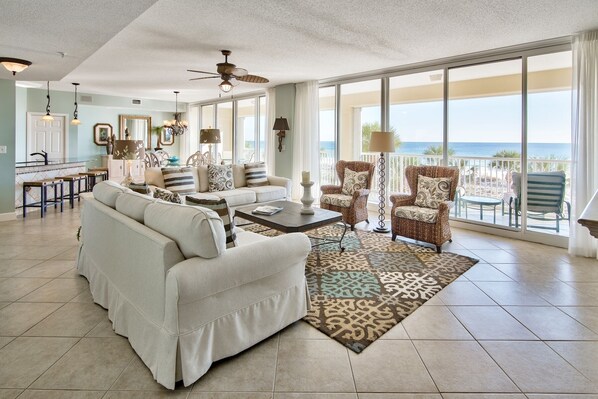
[320,91,571,144]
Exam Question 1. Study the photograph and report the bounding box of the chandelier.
[163,91,188,136]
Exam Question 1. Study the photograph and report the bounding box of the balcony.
[320,151,571,236]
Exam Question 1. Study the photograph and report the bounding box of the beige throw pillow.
[341,168,369,196]
[414,175,452,209]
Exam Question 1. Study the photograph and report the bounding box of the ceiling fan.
[188,50,269,93]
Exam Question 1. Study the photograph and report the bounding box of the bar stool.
[22,179,64,218]
[61,175,87,208]
[79,171,108,192]
[89,167,109,180]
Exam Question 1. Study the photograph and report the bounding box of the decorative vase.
[300,181,315,215]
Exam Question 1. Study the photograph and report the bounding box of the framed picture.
[160,127,174,146]
[94,123,113,146]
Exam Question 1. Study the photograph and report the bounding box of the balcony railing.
[320,151,571,202]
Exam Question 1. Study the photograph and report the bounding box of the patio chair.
[509,171,570,232]
[390,165,459,253]
[320,160,375,230]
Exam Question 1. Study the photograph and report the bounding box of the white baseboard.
[0,212,16,222]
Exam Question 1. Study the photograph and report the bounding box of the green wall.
[0,80,16,217]
[20,88,182,166]
[274,84,295,178]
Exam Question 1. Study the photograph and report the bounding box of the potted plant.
[152,125,163,150]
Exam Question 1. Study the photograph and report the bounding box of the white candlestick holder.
[300,181,315,215]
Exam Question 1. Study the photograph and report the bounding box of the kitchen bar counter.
[15,160,88,214]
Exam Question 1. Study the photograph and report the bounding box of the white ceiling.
[2,0,598,103]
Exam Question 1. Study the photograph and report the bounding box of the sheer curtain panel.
[292,81,320,200]
[569,30,598,258]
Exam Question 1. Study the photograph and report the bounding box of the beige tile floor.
[1,206,598,399]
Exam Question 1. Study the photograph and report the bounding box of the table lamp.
[200,128,221,164]
[113,140,145,186]
[369,131,395,233]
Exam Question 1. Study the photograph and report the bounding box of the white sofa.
[77,181,311,389]
[145,165,291,209]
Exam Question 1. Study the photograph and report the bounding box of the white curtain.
[265,88,276,174]
[292,81,320,200]
[569,30,598,258]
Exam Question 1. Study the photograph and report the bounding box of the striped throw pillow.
[154,187,182,204]
[161,167,195,195]
[185,197,237,248]
[128,182,150,195]
[244,162,268,187]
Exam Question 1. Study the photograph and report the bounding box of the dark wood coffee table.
[234,200,347,252]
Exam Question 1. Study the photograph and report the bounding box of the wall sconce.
[273,117,290,152]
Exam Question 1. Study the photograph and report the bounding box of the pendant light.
[41,81,54,122]
[71,83,81,125]
[163,91,188,136]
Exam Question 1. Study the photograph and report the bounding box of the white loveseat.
[77,181,311,389]
[145,165,291,209]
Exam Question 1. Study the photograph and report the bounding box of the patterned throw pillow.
[244,162,268,187]
[414,175,452,209]
[153,187,182,204]
[128,182,150,195]
[186,197,237,248]
[161,167,195,195]
[208,164,234,192]
[341,168,369,195]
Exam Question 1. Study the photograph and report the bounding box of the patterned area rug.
[245,224,478,353]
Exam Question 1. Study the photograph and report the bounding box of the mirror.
[119,115,151,149]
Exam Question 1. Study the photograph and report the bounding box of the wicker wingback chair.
[320,160,375,230]
[390,165,459,253]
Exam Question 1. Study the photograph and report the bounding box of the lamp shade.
[369,131,395,153]
[200,128,221,144]
[273,117,289,131]
[113,140,145,160]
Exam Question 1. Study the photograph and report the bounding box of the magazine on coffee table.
[252,205,283,216]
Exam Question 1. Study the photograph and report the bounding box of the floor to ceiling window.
[389,70,444,193]
[319,86,337,185]
[319,43,572,243]
[448,59,523,229]
[193,95,266,165]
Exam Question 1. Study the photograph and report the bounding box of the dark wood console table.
[578,190,598,238]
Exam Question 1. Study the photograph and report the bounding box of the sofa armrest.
[320,185,342,195]
[166,233,311,305]
[267,175,291,199]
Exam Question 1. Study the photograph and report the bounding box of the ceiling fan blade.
[189,76,219,81]
[226,67,247,77]
[187,69,219,75]
[236,74,269,83]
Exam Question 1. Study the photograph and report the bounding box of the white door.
[27,113,68,161]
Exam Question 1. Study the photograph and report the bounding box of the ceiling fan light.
[219,80,233,93]
[0,57,32,75]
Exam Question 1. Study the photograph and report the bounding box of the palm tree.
[423,145,455,156]
[491,150,521,192]
[361,122,401,153]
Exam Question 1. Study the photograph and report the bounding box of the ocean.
[319,141,571,159]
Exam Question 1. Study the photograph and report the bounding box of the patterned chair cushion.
[394,206,438,223]
[153,187,182,204]
[414,175,452,209]
[208,164,234,192]
[244,162,268,187]
[341,168,369,195]
[186,197,237,248]
[321,193,352,208]
[161,167,196,195]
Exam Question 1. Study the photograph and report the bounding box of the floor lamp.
[113,140,145,186]
[369,131,395,233]
[200,128,221,164]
